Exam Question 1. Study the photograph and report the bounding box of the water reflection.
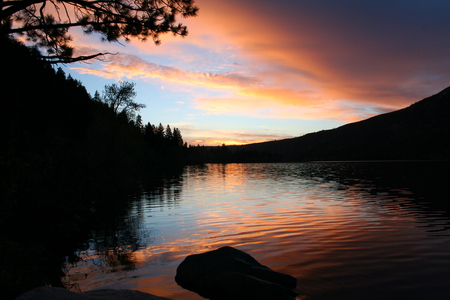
[64,162,450,300]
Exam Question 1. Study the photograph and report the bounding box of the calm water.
[63,162,450,300]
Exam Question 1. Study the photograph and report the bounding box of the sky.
[62,0,450,146]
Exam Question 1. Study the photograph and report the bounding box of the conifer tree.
[165,124,173,141]
[155,123,165,143]
[172,127,184,147]
[135,115,143,131]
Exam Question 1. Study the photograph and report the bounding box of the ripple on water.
[64,162,450,300]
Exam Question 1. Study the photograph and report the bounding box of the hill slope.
[232,87,450,161]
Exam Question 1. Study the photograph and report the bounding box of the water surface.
[64,162,450,299]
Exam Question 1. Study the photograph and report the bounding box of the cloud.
[181,128,293,146]
[72,54,258,89]
[186,0,450,107]
[192,96,374,124]
[173,121,295,146]
[71,51,397,123]
[69,0,450,128]
[72,53,356,118]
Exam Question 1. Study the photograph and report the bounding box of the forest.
[0,36,273,299]
[0,36,186,298]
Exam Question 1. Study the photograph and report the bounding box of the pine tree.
[172,128,184,147]
[155,123,165,144]
[165,125,174,142]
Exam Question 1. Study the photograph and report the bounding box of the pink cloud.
[72,53,260,89]
[71,51,396,124]
[186,0,450,108]
[182,129,293,146]
[69,0,450,126]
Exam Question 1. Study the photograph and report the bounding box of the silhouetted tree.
[1,0,198,63]
[93,91,101,102]
[165,124,174,142]
[135,114,143,131]
[172,127,184,147]
[144,122,156,145]
[96,81,146,119]
[155,123,165,143]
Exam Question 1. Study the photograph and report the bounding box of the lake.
[63,162,450,300]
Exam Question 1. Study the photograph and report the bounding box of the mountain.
[231,86,450,161]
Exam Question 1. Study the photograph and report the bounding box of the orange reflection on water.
[64,163,450,300]
[133,274,203,300]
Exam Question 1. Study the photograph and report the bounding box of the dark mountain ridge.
[230,86,450,161]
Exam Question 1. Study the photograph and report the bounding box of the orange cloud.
[192,96,373,124]
[72,54,258,89]
[186,135,287,147]
[72,51,384,124]
[69,0,450,128]
[176,124,294,146]
[237,87,323,108]
[183,0,450,108]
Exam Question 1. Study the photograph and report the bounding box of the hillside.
[1,37,188,300]
[231,87,450,161]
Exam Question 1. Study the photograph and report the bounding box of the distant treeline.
[186,144,278,163]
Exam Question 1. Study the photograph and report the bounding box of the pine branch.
[40,51,113,63]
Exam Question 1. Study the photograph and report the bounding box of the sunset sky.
[62,0,450,146]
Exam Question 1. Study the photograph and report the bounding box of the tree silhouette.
[144,122,156,145]
[155,123,165,143]
[1,0,198,63]
[165,124,174,141]
[172,127,183,147]
[135,114,143,131]
[96,81,146,119]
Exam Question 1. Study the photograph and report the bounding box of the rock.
[15,287,172,300]
[175,246,298,300]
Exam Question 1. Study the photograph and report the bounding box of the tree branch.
[2,0,198,63]
[2,0,45,18]
[40,51,114,63]
[6,20,129,33]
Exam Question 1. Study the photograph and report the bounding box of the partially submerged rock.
[175,246,298,300]
[15,287,172,300]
